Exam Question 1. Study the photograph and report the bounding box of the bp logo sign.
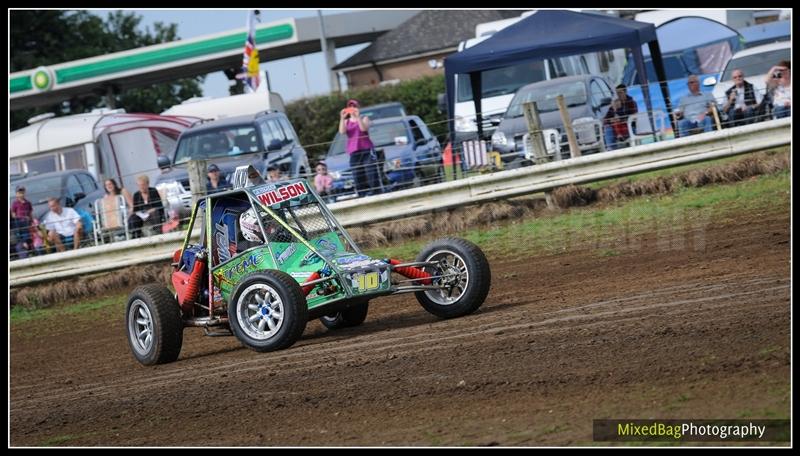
[31,67,54,91]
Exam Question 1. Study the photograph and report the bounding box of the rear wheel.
[126,284,183,365]
[228,271,308,352]
[320,300,369,329]
[414,238,491,319]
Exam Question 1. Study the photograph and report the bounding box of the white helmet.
[239,208,263,242]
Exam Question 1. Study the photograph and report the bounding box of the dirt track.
[10,203,790,446]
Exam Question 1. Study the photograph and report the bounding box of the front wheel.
[126,284,183,365]
[229,270,308,352]
[414,238,491,319]
[320,300,369,329]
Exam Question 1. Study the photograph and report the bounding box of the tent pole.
[648,40,675,135]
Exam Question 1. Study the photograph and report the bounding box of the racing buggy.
[126,177,491,365]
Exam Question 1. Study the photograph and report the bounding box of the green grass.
[13,170,789,324]
[11,295,123,324]
[585,147,788,190]
[368,170,789,261]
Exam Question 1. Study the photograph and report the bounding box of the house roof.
[333,10,527,71]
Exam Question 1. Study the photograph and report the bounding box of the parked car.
[324,116,443,199]
[155,110,311,215]
[358,102,407,121]
[491,75,614,161]
[707,41,791,120]
[10,169,105,221]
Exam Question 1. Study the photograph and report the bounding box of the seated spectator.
[267,166,284,183]
[764,60,791,119]
[675,75,718,137]
[314,161,334,198]
[206,163,232,194]
[128,174,165,238]
[603,84,638,150]
[721,69,759,127]
[10,185,34,257]
[99,178,133,233]
[41,197,84,252]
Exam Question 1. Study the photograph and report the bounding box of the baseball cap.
[347,99,359,107]
[207,163,220,172]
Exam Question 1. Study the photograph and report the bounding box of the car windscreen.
[173,125,259,164]
[361,105,405,120]
[505,81,587,118]
[456,60,547,103]
[11,176,62,204]
[721,48,791,81]
[367,122,410,148]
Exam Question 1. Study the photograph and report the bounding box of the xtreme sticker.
[224,251,265,281]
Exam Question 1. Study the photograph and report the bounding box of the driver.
[239,206,294,246]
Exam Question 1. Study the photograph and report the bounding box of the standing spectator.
[721,69,759,127]
[764,60,791,119]
[313,161,334,200]
[128,174,165,238]
[603,84,638,150]
[10,185,34,257]
[675,75,718,137]
[99,178,134,239]
[206,163,231,194]
[339,99,382,196]
[41,197,84,252]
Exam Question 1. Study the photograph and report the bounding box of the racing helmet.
[239,208,264,242]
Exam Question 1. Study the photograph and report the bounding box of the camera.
[772,71,783,79]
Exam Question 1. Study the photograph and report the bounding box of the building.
[334,10,525,89]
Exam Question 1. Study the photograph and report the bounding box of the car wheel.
[414,238,491,319]
[319,300,369,329]
[126,284,183,365]
[228,270,308,352]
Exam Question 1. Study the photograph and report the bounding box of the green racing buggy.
[126,178,491,365]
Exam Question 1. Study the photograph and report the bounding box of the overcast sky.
[92,9,370,101]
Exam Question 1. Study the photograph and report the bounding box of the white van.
[161,91,286,120]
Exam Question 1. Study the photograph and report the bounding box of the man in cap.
[206,163,232,194]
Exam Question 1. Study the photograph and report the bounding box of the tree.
[10,10,205,130]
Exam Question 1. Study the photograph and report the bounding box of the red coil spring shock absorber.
[183,253,206,306]
[301,271,321,296]
[389,259,432,285]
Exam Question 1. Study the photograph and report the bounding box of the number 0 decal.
[356,272,379,290]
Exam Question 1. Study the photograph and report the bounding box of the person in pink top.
[313,161,334,201]
[339,99,382,196]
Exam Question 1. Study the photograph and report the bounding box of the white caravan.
[9,109,198,191]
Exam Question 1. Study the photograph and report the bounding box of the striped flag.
[240,10,261,92]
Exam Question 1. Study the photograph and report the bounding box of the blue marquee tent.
[444,10,674,141]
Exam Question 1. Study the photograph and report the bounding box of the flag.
[240,10,260,92]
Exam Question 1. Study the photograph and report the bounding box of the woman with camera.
[339,99,382,197]
[765,60,791,119]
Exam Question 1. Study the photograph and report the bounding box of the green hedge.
[285,74,447,162]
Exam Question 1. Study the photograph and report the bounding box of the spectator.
[266,166,284,183]
[313,161,334,198]
[339,99,382,196]
[99,178,133,229]
[10,185,34,257]
[206,163,231,194]
[128,174,165,238]
[675,75,718,137]
[603,84,638,150]
[721,69,759,127]
[41,197,84,252]
[764,60,791,119]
